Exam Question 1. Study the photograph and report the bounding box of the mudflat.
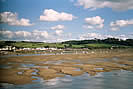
[0,49,133,85]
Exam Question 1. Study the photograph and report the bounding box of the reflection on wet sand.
[0,49,133,89]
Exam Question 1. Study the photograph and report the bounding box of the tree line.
[0,38,133,49]
[62,38,133,46]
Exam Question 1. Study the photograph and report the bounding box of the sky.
[0,0,133,42]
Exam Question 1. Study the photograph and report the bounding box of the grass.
[85,43,113,48]
[0,40,131,49]
[72,45,85,48]
[13,42,67,48]
[70,43,130,49]
[12,42,132,49]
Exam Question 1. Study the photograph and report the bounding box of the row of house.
[17,47,59,51]
[0,46,61,51]
[0,46,16,51]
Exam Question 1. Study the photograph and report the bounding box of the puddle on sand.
[112,57,120,61]
[18,67,30,70]
[32,69,39,75]
[73,64,83,65]
[32,65,49,69]
[32,76,41,83]
[1,70,133,89]
[21,64,35,67]
[71,59,81,63]
[95,68,104,70]
[43,60,82,65]
[43,60,67,65]
[17,71,23,75]
[0,65,12,69]
[0,83,14,89]
[73,68,81,71]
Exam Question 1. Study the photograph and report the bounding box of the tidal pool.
[1,70,133,89]
[1,50,133,89]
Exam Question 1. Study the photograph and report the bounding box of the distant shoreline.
[1,48,133,60]
[1,48,133,57]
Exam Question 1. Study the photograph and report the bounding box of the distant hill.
[62,38,133,46]
[0,38,133,49]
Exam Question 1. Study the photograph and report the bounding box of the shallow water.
[0,53,56,57]
[0,52,77,57]
[1,70,133,89]
[1,52,133,89]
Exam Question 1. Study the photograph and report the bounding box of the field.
[0,40,132,49]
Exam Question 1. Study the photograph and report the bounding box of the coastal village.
[0,45,91,55]
[0,40,131,56]
[0,45,58,51]
[0,45,60,55]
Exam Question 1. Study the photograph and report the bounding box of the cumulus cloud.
[80,33,103,40]
[40,9,76,21]
[51,25,65,30]
[50,25,65,36]
[0,30,49,42]
[0,30,14,39]
[110,19,133,31]
[79,32,131,40]
[55,30,63,36]
[77,0,133,11]
[15,31,31,39]
[84,16,104,29]
[0,12,33,26]
[0,30,72,42]
[32,30,49,39]
[0,30,132,42]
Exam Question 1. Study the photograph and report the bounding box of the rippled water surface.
[1,70,133,89]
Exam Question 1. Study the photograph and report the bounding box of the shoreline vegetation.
[0,48,133,57]
[0,38,133,56]
[0,38,133,49]
[0,49,133,85]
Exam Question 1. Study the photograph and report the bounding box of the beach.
[0,49,133,88]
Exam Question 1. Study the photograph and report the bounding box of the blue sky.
[0,0,133,42]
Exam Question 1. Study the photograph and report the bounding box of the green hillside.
[0,38,133,49]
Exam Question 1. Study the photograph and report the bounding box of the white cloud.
[0,12,33,26]
[51,25,65,30]
[32,30,49,39]
[111,27,120,31]
[0,30,49,41]
[55,30,63,36]
[0,30,132,42]
[84,16,104,29]
[15,31,31,38]
[40,9,76,21]
[0,30,14,39]
[79,32,131,40]
[50,25,65,36]
[110,19,133,31]
[79,33,103,40]
[0,30,72,42]
[77,0,133,11]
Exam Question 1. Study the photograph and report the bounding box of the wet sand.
[0,49,133,85]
